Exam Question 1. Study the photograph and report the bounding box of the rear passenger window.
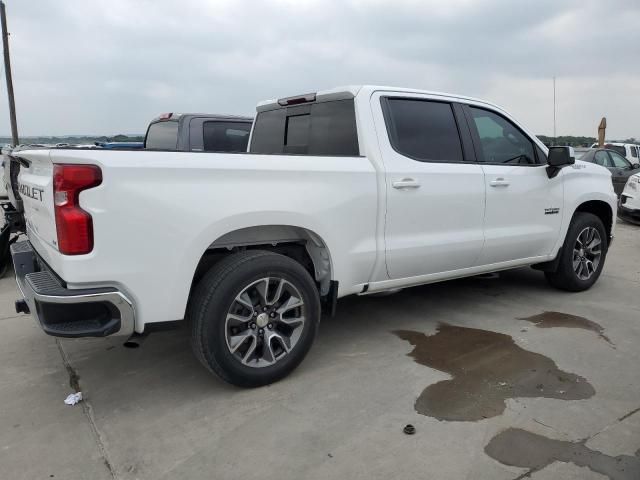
[382,98,463,162]
[469,107,537,165]
[250,100,359,156]
[632,146,639,158]
[203,121,251,152]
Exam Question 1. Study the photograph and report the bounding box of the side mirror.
[548,146,575,167]
[546,146,575,178]
[633,163,640,170]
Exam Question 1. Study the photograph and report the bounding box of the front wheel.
[189,250,321,387]
[545,212,608,292]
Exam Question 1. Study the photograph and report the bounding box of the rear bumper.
[11,241,135,338]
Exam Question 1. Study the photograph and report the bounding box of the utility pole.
[1,1,19,146]
[552,76,556,145]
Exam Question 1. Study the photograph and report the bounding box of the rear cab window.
[250,99,359,156]
[145,121,179,150]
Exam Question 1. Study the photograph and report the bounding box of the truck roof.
[148,113,253,124]
[256,85,505,113]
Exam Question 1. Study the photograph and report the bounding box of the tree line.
[537,135,638,147]
[0,134,144,146]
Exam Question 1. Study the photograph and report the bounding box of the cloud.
[0,0,638,137]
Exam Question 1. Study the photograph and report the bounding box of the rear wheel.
[545,212,607,292]
[189,250,321,387]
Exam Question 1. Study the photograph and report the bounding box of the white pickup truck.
[10,86,617,387]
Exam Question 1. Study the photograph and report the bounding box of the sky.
[0,0,639,138]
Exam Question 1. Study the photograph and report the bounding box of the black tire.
[189,250,321,387]
[545,212,608,292]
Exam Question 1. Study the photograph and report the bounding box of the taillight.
[53,164,102,255]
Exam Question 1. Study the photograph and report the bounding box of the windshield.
[145,121,179,150]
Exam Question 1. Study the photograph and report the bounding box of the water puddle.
[519,311,612,345]
[393,324,595,421]
[485,428,640,480]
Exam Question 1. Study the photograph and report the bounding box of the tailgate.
[15,149,58,250]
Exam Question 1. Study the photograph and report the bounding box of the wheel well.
[190,225,333,298]
[575,200,613,242]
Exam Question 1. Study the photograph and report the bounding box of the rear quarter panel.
[40,150,379,330]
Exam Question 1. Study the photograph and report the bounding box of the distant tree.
[537,135,597,147]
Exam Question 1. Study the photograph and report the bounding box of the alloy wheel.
[572,227,602,280]
[224,277,305,368]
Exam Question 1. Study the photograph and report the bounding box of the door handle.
[392,178,421,189]
[489,177,510,187]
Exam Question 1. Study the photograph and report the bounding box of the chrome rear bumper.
[11,241,134,338]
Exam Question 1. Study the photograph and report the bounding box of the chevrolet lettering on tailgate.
[19,183,44,202]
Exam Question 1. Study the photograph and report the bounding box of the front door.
[373,94,486,279]
[464,105,563,265]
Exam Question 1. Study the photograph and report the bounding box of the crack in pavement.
[618,407,640,423]
[488,405,640,480]
[585,405,640,445]
[55,339,118,480]
[0,313,30,322]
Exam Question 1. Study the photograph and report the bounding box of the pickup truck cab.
[10,86,617,387]
[144,113,253,152]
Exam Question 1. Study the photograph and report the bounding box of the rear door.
[373,93,485,279]
[463,105,563,264]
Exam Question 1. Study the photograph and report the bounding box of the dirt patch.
[393,324,594,421]
[519,311,612,345]
[485,428,640,480]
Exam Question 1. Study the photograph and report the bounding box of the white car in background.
[619,173,640,224]
[591,142,640,162]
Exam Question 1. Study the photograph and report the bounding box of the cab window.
[382,98,464,163]
[468,107,538,165]
[202,121,251,152]
[145,121,179,150]
[250,100,359,156]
